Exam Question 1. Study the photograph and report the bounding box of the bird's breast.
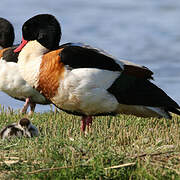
[37,49,65,99]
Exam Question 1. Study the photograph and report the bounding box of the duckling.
[0,118,39,140]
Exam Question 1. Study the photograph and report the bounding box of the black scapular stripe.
[59,45,122,71]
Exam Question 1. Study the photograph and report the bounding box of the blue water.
[0,0,180,112]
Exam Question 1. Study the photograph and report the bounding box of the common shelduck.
[0,118,39,139]
[14,14,180,132]
[0,17,50,114]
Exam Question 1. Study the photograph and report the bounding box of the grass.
[0,105,180,179]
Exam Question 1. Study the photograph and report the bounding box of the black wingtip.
[166,107,180,116]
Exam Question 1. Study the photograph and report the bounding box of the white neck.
[19,40,49,58]
[17,40,49,88]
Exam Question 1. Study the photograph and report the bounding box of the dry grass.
[0,106,179,179]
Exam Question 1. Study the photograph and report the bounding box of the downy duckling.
[0,118,39,140]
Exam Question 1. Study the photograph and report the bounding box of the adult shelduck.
[14,14,180,132]
[0,17,50,114]
[0,118,39,139]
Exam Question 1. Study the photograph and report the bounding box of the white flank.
[52,68,121,115]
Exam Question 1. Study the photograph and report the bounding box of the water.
[0,0,180,112]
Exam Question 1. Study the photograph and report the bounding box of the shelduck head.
[14,14,61,52]
[0,17,14,48]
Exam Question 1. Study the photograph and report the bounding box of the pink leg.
[81,116,86,132]
[29,103,36,115]
[86,116,92,127]
[21,98,30,114]
[81,116,93,132]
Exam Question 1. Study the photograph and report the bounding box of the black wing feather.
[60,44,122,71]
[108,73,180,109]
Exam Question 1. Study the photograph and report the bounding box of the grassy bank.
[0,106,180,179]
